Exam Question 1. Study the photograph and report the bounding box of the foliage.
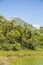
[0,15,43,51]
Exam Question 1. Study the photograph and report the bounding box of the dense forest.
[0,15,43,51]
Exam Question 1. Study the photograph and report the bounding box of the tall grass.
[0,50,43,57]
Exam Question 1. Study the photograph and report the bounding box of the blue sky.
[0,0,43,27]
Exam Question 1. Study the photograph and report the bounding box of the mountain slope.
[10,17,28,26]
[9,17,38,29]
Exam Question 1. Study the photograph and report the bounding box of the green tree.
[6,30,20,44]
[2,21,14,36]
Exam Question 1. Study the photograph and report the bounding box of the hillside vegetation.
[0,15,43,51]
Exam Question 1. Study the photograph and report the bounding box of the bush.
[0,45,2,50]
[13,43,21,51]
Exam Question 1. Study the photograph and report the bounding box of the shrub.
[13,43,21,51]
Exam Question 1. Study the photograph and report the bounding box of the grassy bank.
[0,54,43,65]
[0,50,43,65]
[9,56,43,65]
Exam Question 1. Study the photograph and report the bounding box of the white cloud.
[33,24,40,29]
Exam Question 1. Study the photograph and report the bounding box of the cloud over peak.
[33,24,40,29]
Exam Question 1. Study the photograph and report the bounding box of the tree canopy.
[0,15,43,51]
